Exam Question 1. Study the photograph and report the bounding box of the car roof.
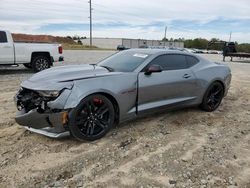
[126,48,189,55]
[125,48,206,64]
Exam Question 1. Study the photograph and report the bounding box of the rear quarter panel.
[192,60,231,102]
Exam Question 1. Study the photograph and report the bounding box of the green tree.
[162,37,169,41]
[236,43,250,53]
[184,38,208,49]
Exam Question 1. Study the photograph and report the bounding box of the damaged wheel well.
[92,92,120,125]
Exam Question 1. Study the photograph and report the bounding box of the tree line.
[163,37,250,53]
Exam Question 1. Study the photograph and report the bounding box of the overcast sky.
[0,0,250,43]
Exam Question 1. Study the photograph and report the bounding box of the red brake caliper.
[93,98,103,105]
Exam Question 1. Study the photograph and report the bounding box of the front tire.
[32,56,50,72]
[200,82,224,112]
[68,94,115,141]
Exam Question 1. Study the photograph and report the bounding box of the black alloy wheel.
[201,82,224,112]
[69,94,115,141]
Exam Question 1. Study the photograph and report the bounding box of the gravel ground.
[0,50,250,188]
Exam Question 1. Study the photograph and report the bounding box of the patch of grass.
[62,44,115,51]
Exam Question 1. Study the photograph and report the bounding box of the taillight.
[58,46,63,54]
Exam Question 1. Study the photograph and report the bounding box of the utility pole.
[89,0,93,47]
[164,26,168,40]
[229,31,232,42]
[164,26,167,46]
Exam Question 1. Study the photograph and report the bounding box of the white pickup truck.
[0,30,64,72]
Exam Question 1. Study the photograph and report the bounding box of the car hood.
[21,65,121,91]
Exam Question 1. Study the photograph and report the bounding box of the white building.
[80,38,184,49]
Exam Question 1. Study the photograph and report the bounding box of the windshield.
[98,50,151,72]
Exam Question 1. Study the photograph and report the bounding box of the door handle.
[183,74,191,79]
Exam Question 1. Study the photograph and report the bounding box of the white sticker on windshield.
[133,53,148,58]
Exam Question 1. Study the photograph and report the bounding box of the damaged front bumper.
[14,86,73,138]
[15,109,70,138]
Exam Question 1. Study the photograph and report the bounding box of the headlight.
[37,90,60,98]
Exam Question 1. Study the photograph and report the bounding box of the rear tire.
[200,82,224,112]
[68,94,115,141]
[32,56,50,72]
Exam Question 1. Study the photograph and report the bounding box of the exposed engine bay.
[16,88,57,113]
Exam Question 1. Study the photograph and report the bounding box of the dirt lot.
[0,51,250,188]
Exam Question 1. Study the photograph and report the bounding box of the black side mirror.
[145,64,163,75]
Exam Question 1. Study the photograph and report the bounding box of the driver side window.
[0,31,7,43]
[147,54,188,71]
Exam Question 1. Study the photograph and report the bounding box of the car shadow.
[22,107,201,144]
[117,106,201,129]
[0,68,33,75]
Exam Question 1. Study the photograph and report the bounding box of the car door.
[0,31,14,64]
[137,54,198,114]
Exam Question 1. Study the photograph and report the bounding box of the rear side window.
[186,55,199,67]
[0,31,7,43]
[148,54,188,71]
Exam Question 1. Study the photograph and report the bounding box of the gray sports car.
[14,49,231,141]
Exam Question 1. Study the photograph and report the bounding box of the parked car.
[139,44,149,48]
[183,48,196,53]
[193,49,204,53]
[208,50,219,54]
[15,49,231,141]
[148,46,168,49]
[117,45,129,51]
[0,30,64,72]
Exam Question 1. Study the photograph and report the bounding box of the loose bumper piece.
[25,127,70,138]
